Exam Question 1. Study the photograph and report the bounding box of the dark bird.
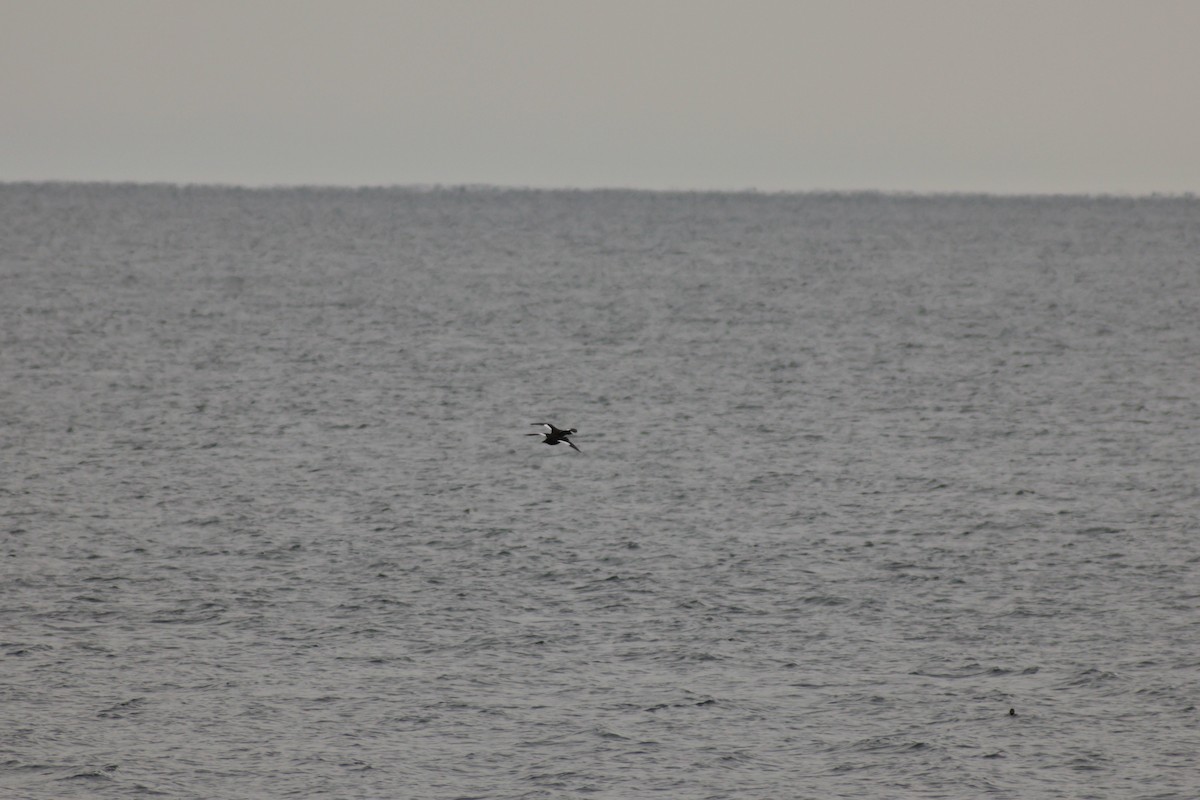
[527,423,581,453]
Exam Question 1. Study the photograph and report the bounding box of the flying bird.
[527,423,581,453]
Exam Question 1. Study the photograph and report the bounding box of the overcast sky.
[3,0,1198,194]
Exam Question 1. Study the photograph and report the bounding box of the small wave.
[55,763,119,781]
[97,697,146,719]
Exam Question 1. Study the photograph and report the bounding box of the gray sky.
[4,0,1198,193]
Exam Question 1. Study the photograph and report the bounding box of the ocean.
[2,183,1198,798]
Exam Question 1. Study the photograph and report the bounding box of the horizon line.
[2,178,1196,201]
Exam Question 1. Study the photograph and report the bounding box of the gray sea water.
[2,184,1199,799]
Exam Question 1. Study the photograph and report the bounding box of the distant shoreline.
[1,180,1196,202]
